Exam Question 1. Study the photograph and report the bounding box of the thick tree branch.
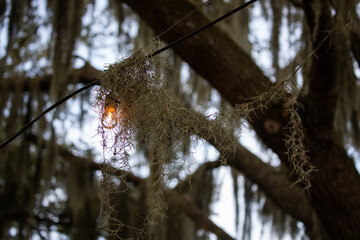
[120,0,293,172]
[188,111,315,227]
[122,0,272,102]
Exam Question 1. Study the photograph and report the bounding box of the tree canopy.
[1,0,360,239]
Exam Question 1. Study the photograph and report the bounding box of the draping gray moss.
[93,40,313,238]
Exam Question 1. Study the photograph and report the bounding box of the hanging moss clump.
[93,40,240,237]
[93,38,314,238]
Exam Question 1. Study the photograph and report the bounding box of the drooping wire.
[0,80,100,149]
[150,0,258,57]
[0,0,258,150]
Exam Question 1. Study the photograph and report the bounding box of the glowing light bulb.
[101,106,118,129]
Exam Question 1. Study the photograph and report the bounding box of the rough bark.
[302,1,360,239]
[121,0,360,238]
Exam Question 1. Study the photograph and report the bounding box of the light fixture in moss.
[101,105,118,129]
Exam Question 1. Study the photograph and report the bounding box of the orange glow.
[101,106,118,129]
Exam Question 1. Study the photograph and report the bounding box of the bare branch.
[59,148,143,185]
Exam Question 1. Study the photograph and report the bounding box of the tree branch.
[122,0,271,102]
[0,63,101,92]
[27,133,143,185]
[187,111,315,227]
[120,0,292,171]
[59,148,143,185]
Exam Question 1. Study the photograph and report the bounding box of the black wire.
[0,79,100,149]
[150,0,258,57]
[0,0,258,150]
